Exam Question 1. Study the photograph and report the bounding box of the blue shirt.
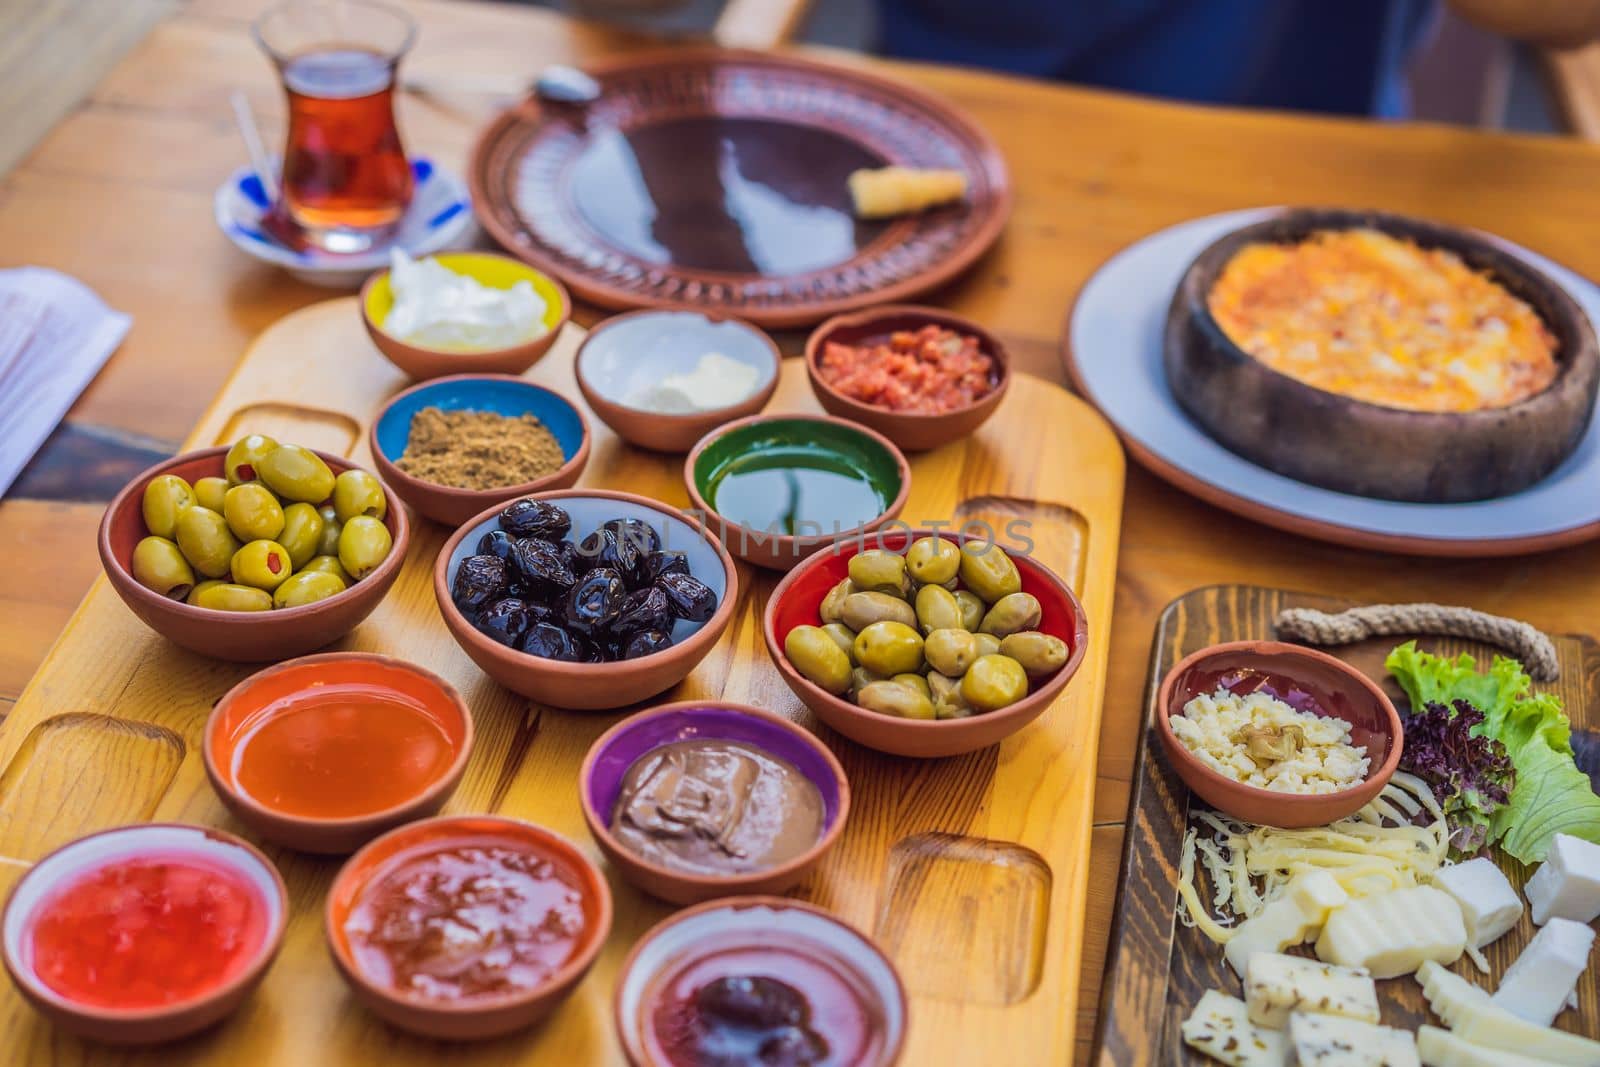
[878,0,1437,117]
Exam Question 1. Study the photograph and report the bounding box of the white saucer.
[1066,208,1600,556]
[213,156,474,288]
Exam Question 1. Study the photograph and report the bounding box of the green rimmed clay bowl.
[683,413,911,572]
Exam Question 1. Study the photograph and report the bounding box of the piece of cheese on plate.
[1226,872,1350,977]
[1493,917,1595,1026]
[1244,952,1379,1029]
[1417,960,1600,1067]
[847,167,967,219]
[1431,858,1523,951]
[1315,886,1467,979]
[1417,1025,1569,1067]
[1526,834,1600,926]
[1289,1012,1419,1066]
[1181,989,1289,1067]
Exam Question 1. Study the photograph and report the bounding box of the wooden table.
[8,1,1600,1061]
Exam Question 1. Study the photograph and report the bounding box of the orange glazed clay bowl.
[1155,640,1403,828]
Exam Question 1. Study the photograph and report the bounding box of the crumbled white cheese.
[1170,687,1370,793]
[384,249,548,351]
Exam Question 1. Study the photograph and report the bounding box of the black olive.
[451,555,509,617]
[585,566,625,587]
[476,529,516,560]
[601,517,661,554]
[563,570,625,635]
[498,499,572,541]
[576,527,646,587]
[646,550,690,581]
[622,629,673,659]
[519,622,584,661]
[510,537,576,595]
[555,538,582,575]
[656,572,717,622]
[474,598,533,648]
[695,976,809,1029]
[609,586,672,638]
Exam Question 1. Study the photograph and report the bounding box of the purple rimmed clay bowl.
[1155,640,1403,828]
[579,701,849,905]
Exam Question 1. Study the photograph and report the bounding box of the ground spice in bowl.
[395,407,567,490]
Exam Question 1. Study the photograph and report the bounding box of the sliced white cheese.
[1289,1012,1419,1066]
[1315,886,1467,979]
[1417,1025,1568,1067]
[1492,917,1595,1026]
[1244,952,1379,1029]
[1430,858,1524,956]
[1227,897,1315,978]
[1526,834,1600,926]
[1416,960,1600,1067]
[1182,989,1290,1067]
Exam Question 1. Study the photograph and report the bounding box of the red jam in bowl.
[344,840,589,1002]
[26,852,271,1010]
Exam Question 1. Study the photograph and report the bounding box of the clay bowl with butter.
[1155,640,1403,828]
[1167,207,1600,503]
[574,309,781,453]
[360,251,571,381]
[579,701,850,906]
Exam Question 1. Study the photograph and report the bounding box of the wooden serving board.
[1092,584,1600,1065]
[0,298,1124,1065]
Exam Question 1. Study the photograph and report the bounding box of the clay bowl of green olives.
[98,439,409,661]
[763,529,1088,758]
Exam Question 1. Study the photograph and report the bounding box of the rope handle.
[1274,602,1559,682]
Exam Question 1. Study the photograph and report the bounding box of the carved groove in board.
[874,832,1051,1005]
[0,713,184,863]
[953,496,1089,596]
[213,402,361,456]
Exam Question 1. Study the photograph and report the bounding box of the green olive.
[856,680,935,720]
[186,579,227,605]
[231,539,293,591]
[131,536,195,600]
[338,516,392,580]
[924,628,979,677]
[972,632,1002,658]
[141,475,195,539]
[954,590,986,631]
[847,549,908,596]
[906,535,961,586]
[224,434,278,486]
[1001,631,1069,677]
[850,667,888,696]
[193,476,229,513]
[278,502,325,569]
[927,671,974,720]
[891,672,931,698]
[222,482,285,543]
[959,541,1022,604]
[979,592,1042,638]
[257,444,335,503]
[961,654,1030,712]
[784,625,852,695]
[840,591,917,632]
[174,506,240,579]
[316,504,343,557]
[273,570,346,609]
[333,468,387,523]
[852,620,923,676]
[819,622,857,662]
[299,554,351,586]
[914,583,964,634]
[192,582,273,612]
[819,578,856,624]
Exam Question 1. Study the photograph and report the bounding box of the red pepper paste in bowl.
[816,325,997,415]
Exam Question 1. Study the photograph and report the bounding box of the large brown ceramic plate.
[469,48,1011,328]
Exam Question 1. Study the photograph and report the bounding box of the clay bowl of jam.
[99,445,410,662]
[435,489,739,710]
[805,304,1010,452]
[615,896,907,1067]
[325,814,612,1040]
[1,823,288,1044]
[203,652,475,854]
[579,701,850,906]
[1155,640,1403,828]
[684,414,911,573]
[574,309,782,453]
[370,373,592,528]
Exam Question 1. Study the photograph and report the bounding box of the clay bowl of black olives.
[434,490,739,710]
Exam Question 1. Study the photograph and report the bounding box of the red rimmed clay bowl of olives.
[763,528,1088,758]
[98,438,410,662]
[433,489,739,710]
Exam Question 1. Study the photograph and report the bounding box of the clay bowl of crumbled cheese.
[1155,640,1402,827]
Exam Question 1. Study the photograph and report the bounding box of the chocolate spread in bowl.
[610,740,824,875]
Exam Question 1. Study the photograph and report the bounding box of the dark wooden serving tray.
[1092,584,1600,1065]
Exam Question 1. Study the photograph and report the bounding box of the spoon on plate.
[401,64,601,106]
[228,90,306,252]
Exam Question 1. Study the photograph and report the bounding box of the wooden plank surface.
[1094,584,1600,1065]
[0,297,1124,1064]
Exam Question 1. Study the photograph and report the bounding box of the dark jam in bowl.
[646,941,884,1066]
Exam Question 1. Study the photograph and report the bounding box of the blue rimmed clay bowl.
[578,701,849,905]
[369,373,590,526]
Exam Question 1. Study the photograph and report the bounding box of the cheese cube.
[1417,961,1600,1067]
[1526,834,1600,926]
[1417,1025,1573,1067]
[1244,952,1379,1029]
[1315,886,1467,979]
[1289,1013,1419,1066]
[1181,989,1290,1067]
[1492,916,1595,1026]
[1290,870,1352,928]
[1431,858,1523,949]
